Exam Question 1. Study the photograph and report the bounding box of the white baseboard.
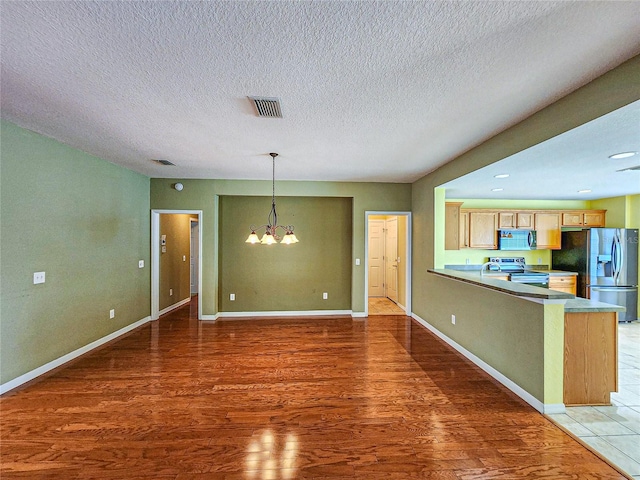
[0,316,152,395]
[158,297,191,317]
[351,312,367,318]
[396,303,407,312]
[217,310,353,319]
[200,314,218,321]
[411,313,564,415]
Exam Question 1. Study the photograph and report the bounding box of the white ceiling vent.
[249,97,283,118]
[617,165,640,172]
[153,159,176,166]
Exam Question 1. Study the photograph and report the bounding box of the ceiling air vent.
[617,165,640,172]
[153,159,176,166]
[249,96,283,118]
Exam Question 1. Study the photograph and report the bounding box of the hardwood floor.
[1,300,627,479]
[368,297,406,316]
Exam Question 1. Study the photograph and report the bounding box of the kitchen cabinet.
[549,275,577,295]
[445,203,463,250]
[469,212,498,249]
[534,213,561,249]
[562,210,606,227]
[498,212,533,230]
[459,210,469,249]
[564,311,618,406]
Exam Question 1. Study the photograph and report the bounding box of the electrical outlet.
[110,309,115,319]
[451,314,456,325]
[465,258,470,265]
[33,271,46,284]
[169,288,173,296]
[230,293,235,301]
[355,258,360,266]
[538,258,543,264]
[323,292,328,300]
[138,260,144,268]
[183,255,186,262]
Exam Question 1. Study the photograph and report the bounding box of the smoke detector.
[249,96,283,118]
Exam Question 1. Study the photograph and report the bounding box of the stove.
[488,257,549,288]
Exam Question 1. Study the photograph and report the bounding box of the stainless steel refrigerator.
[552,228,638,322]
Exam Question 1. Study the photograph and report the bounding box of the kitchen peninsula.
[425,268,625,411]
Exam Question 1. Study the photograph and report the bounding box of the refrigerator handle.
[613,231,623,282]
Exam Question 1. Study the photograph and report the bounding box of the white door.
[368,220,385,297]
[190,220,199,295]
[385,217,398,303]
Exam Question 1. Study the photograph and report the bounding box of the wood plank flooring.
[1,300,627,479]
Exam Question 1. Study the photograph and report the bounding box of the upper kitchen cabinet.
[445,202,463,250]
[562,210,606,227]
[535,212,561,249]
[469,211,498,249]
[499,211,534,229]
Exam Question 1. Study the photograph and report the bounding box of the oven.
[488,257,549,288]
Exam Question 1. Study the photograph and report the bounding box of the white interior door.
[190,220,199,295]
[368,220,385,296]
[385,217,398,303]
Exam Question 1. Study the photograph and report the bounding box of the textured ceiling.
[1,1,640,190]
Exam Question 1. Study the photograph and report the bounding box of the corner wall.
[411,55,639,405]
[0,121,151,384]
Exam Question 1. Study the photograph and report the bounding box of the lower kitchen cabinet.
[564,311,618,406]
[549,275,577,295]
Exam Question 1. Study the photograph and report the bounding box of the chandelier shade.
[246,153,299,245]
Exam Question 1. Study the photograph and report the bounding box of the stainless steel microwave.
[498,230,537,250]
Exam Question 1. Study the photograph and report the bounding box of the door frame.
[151,210,203,320]
[189,218,199,295]
[364,211,412,317]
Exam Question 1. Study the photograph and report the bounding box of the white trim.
[351,312,367,318]
[0,316,152,395]
[151,210,203,321]
[158,297,191,317]
[411,313,565,415]
[396,302,407,312]
[217,310,353,318]
[200,314,218,321]
[364,211,412,317]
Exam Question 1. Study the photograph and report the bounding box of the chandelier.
[246,153,299,245]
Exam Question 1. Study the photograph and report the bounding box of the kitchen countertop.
[428,269,574,299]
[429,269,624,312]
[564,297,626,313]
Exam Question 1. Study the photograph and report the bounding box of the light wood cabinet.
[469,212,498,249]
[534,213,561,249]
[549,275,577,295]
[445,203,463,250]
[562,210,606,227]
[564,311,618,406]
[459,210,469,249]
[517,212,534,229]
[498,211,533,230]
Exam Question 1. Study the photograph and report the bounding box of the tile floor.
[368,296,406,315]
[549,320,640,478]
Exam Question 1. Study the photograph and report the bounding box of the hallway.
[0,300,626,479]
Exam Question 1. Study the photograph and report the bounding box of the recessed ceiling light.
[578,189,592,193]
[491,188,503,192]
[609,151,637,159]
[494,174,510,179]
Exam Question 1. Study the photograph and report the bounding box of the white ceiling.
[1,1,639,192]
[442,100,640,200]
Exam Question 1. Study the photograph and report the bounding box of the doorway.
[190,219,199,295]
[365,212,411,316]
[151,210,203,320]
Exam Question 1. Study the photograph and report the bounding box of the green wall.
[411,55,640,404]
[219,196,352,312]
[0,121,150,384]
[150,179,411,316]
[159,213,192,310]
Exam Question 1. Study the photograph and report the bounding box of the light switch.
[355,258,360,266]
[33,271,46,284]
[138,260,144,268]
